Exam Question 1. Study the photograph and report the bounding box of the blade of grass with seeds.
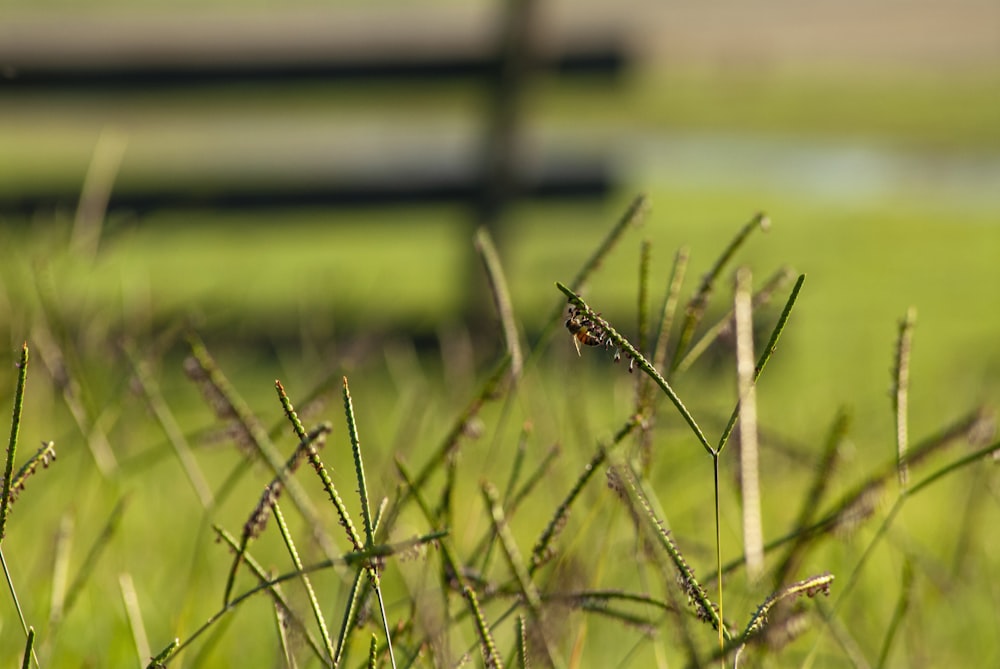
[669,212,770,375]
[530,417,640,574]
[186,335,336,560]
[126,345,213,509]
[213,525,329,666]
[892,308,917,489]
[276,380,364,551]
[342,376,397,669]
[1,343,29,539]
[556,283,714,455]
[273,503,335,664]
[875,559,913,669]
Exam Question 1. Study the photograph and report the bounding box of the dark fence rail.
[1,8,628,218]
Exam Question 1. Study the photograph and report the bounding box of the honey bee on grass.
[565,306,606,355]
[564,305,636,372]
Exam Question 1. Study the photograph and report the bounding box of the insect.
[565,306,608,355]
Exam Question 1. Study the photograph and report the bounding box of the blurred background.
[2,0,999,428]
[1,1,1000,664]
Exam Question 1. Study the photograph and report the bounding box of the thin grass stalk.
[637,239,652,359]
[716,273,806,455]
[482,482,541,612]
[670,213,770,374]
[63,495,128,617]
[274,600,296,669]
[276,381,364,551]
[342,377,397,669]
[772,409,850,588]
[119,572,151,666]
[126,346,213,508]
[386,355,511,536]
[335,566,368,667]
[151,531,445,667]
[653,247,690,376]
[478,426,531,574]
[30,324,118,477]
[186,335,335,558]
[482,482,564,669]
[48,514,73,628]
[273,503,336,664]
[557,283,714,455]
[892,308,917,489]
[0,547,38,668]
[224,424,330,605]
[474,441,560,575]
[711,457,725,660]
[507,443,560,515]
[875,560,912,669]
[733,572,834,667]
[368,633,379,668]
[618,466,727,639]
[530,417,639,573]
[213,525,329,666]
[807,438,1000,666]
[475,226,523,381]
[674,266,795,375]
[21,627,35,669]
[516,615,528,669]
[714,428,1000,583]
[1,342,29,539]
[734,267,763,580]
[465,585,505,669]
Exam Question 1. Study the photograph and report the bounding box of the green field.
[2,24,1000,667]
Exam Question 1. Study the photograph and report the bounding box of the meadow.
[2,24,1000,667]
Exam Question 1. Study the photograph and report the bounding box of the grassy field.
[2,185,998,666]
[2,11,1000,664]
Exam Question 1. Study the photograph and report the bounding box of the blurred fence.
[0,6,629,221]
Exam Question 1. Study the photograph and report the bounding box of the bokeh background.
[1,0,999,666]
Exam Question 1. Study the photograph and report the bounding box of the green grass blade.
[273,503,335,664]
[716,273,806,455]
[0,342,29,540]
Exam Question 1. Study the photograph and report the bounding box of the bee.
[565,306,606,355]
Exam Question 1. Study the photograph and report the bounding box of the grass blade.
[475,226,523,381]
[892,308,917,489]
[670,212,770,374]
[120,571,151,666]
[716,274,806,454]
[734,267,763,580]
[1,342,29,539]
